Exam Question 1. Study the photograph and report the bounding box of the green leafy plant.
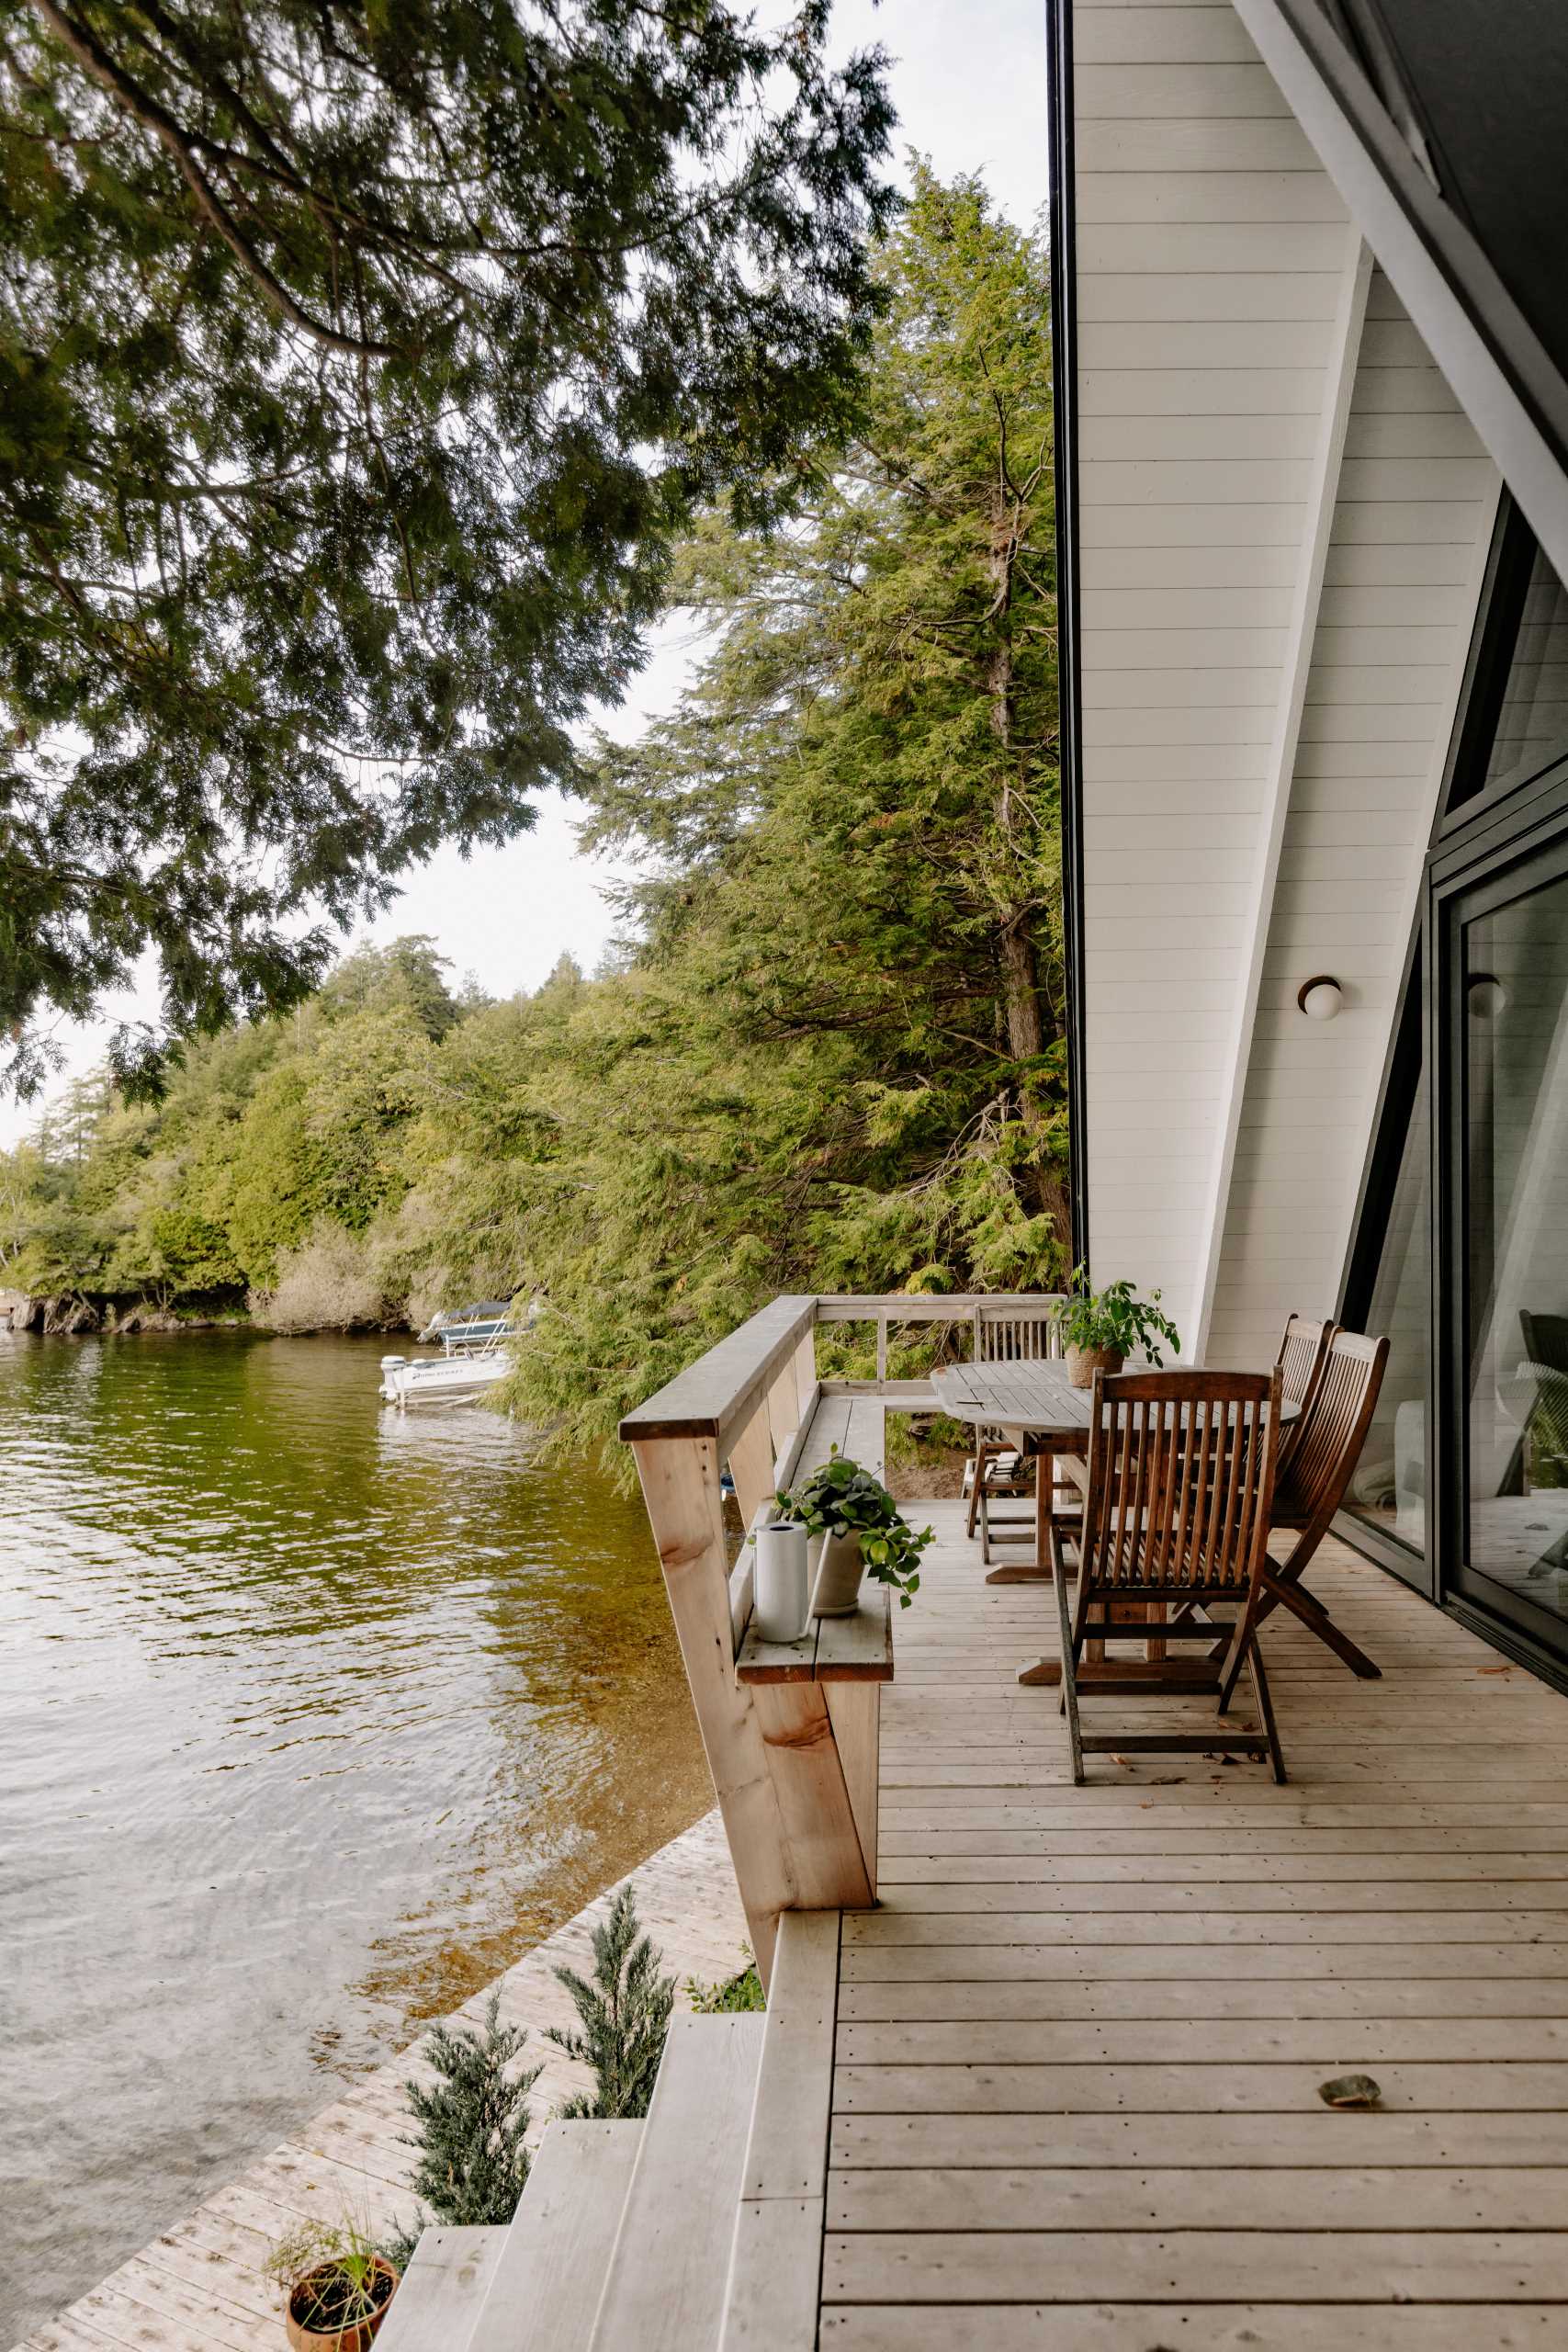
[777,1450,933,1608]
[547,1883,675,2120]
[394,1993,540,2256]
[264,2214,399,2339]
[687,1951,765,2013]
[1052,1270,1181,1364]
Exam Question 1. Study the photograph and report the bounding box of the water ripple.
[0,1329,708,2344]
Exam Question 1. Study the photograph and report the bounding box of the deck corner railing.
[618,1292,1059,1981]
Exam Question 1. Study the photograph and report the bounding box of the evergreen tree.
[0,1,896,1098]
[503,167,1067,1462]
[547,1884,675,2120]
[400,1995,540,2232]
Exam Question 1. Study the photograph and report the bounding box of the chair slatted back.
[976,1299,1063,1363]
[1273,1327,1389,1527]
[1080,1369,1281,1596]
[1276,1314,1333,1414]
[1274,1313,1333,1478]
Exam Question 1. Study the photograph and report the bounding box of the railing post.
[728,1399,775,1524]
[792,1325,817,1419]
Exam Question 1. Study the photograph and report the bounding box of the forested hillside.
[0,172,1067,1455]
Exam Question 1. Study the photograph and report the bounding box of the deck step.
[588,2012,765,2352]
[376,2225,508,2352]
[468,2119,642,2352]
[720,1911,839,2352]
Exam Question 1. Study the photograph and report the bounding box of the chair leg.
[965,1442,989,1539]
[1053,1536,1085,1784]
[1262,1572,1382,1680]
[1245,1634,1288,1785]
[1216,1589,1261,1713]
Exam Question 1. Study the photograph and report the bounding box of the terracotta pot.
[1066,1343,1124,1392]
[285,2258,399,2352]
[809,1528,866,1617]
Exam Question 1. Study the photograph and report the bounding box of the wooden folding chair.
[964,1299,1066,1555]
[1054,1369,1287,1784]
[1275,1312,1334,1481]
[1216,1327,1390,1707]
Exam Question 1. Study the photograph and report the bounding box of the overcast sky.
[3,1,1049,1148]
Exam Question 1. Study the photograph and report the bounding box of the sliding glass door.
[1444,825,1568,1650]
[1337,502,1568,1677]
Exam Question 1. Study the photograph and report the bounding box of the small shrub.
[687,1952,764,2013]
[547,1883,675,2119]
[251,1221,391,1332]
[392,1993,540,2257]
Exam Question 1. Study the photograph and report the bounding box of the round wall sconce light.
[1296,975,1343,1022]
[1467,971,1508,1018]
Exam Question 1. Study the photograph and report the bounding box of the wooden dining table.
[929,1360,1298,1688]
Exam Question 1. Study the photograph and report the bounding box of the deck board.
[820,1500,1568,2344]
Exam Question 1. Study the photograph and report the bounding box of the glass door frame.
[1429,754,1568,1673]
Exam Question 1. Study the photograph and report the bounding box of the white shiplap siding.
[1071,3,1505,1370]
[1075,0,1351,1325]
[1205,267,1499,1365]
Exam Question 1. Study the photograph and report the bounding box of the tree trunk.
[987,487,1070,1254]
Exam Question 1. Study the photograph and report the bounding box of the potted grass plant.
[1053,1269,1181,1390]
[779,1449,933,1617]
[265,2219,400,2352]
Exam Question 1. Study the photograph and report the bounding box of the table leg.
[985,1443,1053,1585]
[1014,1446,1065,1680]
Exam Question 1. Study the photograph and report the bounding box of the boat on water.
[378,1299,532,1408]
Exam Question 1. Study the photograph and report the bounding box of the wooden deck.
[819,1498,1568,2349]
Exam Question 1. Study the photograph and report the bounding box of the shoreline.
[10,1809,744,2352]
[0,1305,401,1340]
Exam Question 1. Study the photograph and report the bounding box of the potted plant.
[1053,1269,1181,1390]
[780,1450,933,1617]
[265,2220,400,2352]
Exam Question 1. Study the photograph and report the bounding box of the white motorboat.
[378,1298,531,1408]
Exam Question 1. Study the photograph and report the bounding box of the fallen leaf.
[1318,2074,1382,2109]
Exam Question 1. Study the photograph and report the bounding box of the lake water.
[0,1329,709,2346]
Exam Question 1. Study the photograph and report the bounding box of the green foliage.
[0,934,520,1317]
[779,1450,933,1606]
[547,1883,675,2120]
[686,1956,765,2014]
[398,1994,540,2235]
[0,1,896,1096]
[5,174,1069,1426]
[1055,1271,1181,1364]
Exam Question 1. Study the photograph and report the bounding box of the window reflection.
[1486,548,1568,794]
[1464,873,1568,1622]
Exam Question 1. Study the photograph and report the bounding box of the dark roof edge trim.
[1044,0,1089,1278]
[1234,0,1568,586]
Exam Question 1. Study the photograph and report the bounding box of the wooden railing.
[618,1292,1058,1984]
